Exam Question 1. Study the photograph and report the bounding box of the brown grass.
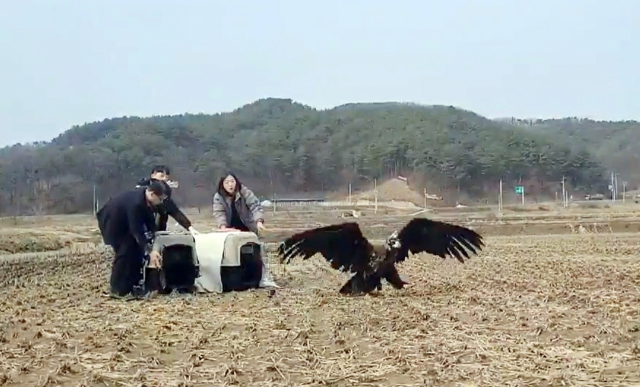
[0,204,639,385]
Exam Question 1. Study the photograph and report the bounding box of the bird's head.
[385,230,401,250]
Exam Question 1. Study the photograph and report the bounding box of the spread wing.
[395,218,484,263]
[276,222,374,274]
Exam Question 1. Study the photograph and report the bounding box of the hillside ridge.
[0,97,634,216]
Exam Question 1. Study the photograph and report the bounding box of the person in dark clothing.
[136,165,199,236]
[96,181,169,299]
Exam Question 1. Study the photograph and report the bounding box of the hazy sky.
[1,0,639,146]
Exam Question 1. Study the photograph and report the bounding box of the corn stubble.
[0,216,639,386]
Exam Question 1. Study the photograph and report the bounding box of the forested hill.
[0,98,632,216]
[501,117,640,182]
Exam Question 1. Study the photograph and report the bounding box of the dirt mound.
[353,178,424,204]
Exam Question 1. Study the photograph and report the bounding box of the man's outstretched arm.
[164,198,193,230]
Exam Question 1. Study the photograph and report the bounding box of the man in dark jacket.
[135,165,199,236]
[96,180,169,299]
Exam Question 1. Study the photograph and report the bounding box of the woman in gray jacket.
[212,172,266,234]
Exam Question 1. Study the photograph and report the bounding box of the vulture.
[276,217,484,295]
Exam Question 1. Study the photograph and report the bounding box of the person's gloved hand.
[188,226,200,236]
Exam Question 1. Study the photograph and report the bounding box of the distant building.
[261,197,326,207]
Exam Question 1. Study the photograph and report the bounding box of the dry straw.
[0,214,639,385]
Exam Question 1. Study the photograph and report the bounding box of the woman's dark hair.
[217,172,242,196]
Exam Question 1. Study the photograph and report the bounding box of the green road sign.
[515,186,524,194]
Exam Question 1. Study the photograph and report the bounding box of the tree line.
[0,98,633,216]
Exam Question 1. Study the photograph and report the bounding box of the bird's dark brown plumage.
[276,217,485,295]
[394,217,485,263]
[277,222,375,274]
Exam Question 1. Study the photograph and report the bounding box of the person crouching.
[96,180,168,299]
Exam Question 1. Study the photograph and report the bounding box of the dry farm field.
[0,202,639,386]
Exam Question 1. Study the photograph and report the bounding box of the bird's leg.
[362,272,382,295]
[339,273,366,296]
[365,280,383,297]
[383,265,411,290]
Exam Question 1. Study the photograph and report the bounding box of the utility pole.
[270,178,275,215]
[423,188,427,209]
[611,172,616,202]
[424,183,428,208]
[498,179,503,213]
[273,193,277,214]
[374,178,378,213]
[561,176,567,208]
